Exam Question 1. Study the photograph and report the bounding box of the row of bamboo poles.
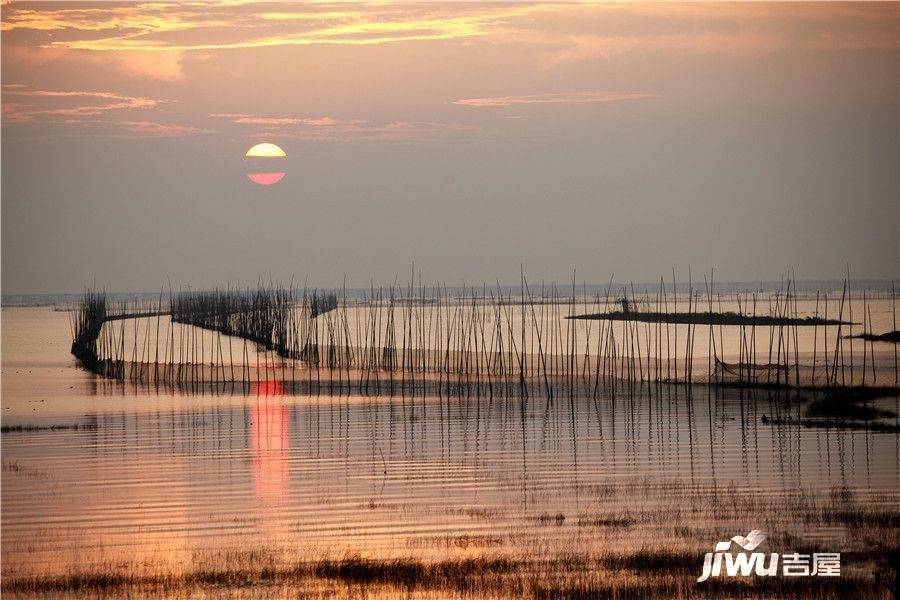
[70,271,899,395]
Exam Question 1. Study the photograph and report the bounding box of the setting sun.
[245,142,286,158]
[245,142,286,185]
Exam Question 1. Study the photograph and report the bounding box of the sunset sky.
[2,2,897,294]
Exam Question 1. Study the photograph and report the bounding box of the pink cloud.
[453,91,658,108]
[2,86,201,138]
[212,112,477,142]
[2,87,163,123]
[115,121,203,138]
[210,113,364,127]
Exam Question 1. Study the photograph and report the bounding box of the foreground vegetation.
[4,480,897,599]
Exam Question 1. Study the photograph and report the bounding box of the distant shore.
[567,310,852,326]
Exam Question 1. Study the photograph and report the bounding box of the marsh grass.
[576,516,637,528]
[1,423,98,433]
[803,388,897,420]
[4,551,894,599]
[529,576,891,600]
[761,414,900,433]
[2,555,524,597]
[846,331,900,343]
[806,399,894,420]
[4,479,898,599]
[826,511,900,528]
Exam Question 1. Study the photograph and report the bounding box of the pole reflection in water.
[2,383,898,586]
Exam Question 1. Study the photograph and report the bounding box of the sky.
[2,1,898,294]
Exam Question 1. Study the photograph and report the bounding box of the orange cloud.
[2,88,162,123]
[1,4,232,32]
[3,3,542,52]
[2,3,545,80]
[454,92,658,108]
[4,2,893,85]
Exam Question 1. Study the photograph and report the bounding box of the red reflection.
[250,400,288,502]
[252,379,284,396]
[247,172,285,186]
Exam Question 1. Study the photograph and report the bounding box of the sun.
[245,142,286,185]
[246,142,286,158]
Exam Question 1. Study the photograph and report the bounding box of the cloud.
[453,91,659,108]
[211,112,477,142]
[4,3,893,83]
[3,118,206,139]
[1,86,200,138]
[2,87,163,123]
[3,3,542,52]
[533,30,897,68]
[1,4,233,32]
[522,4,900,67]
[210,113,365,127]
[114,121,205,138]
[2,3,544,80]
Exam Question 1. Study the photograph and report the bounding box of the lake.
[2,306,898,598]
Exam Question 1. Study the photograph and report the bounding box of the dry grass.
[1,423,97,433]
[4,549,895,599]
[5,488,898,600]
